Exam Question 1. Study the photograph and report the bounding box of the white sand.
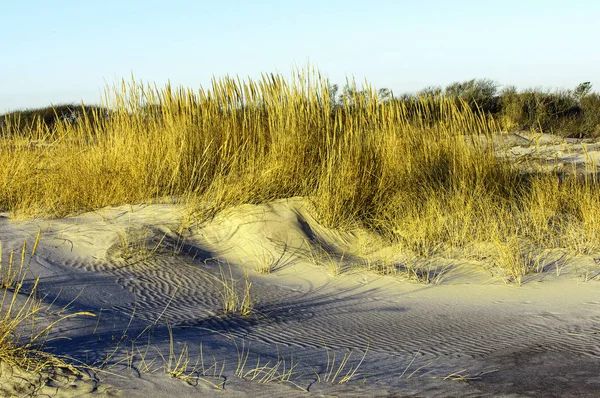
[1,133,599,397]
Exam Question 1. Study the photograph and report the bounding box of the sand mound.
[1,194,599,397]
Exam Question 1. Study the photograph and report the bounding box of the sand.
[0,132,599,397]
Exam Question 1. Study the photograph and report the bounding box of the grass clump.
[234,340,298,385]
[302,242,344,276]
[200,262,254,317]
[320,346,368,384]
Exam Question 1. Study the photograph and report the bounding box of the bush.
[398,80,600,138]
[0,104,110,137]
[498,87,583,137]
[580,93,600,138]
[444,78,500,114]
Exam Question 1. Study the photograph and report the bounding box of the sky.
[1,0,599,112]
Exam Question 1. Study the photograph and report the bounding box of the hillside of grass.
[1,70,599,282]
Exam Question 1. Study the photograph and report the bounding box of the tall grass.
[1,68,599,280]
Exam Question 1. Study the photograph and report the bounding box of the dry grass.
[1,67,599,282]
[0,235,95,378]
[301,241,345,276]
[234,340,298,385]
[199,261,254,317]
[158,323,204,385]
[320,346,368,384]
[123,331,227,389]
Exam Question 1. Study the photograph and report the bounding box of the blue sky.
[1,0,599,112]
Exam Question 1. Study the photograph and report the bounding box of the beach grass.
[1,68,599,282]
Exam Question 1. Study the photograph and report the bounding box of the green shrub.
[444,78,500,114]
[580,93,600,138]
[498,87,583,137]
[0,104,110,138]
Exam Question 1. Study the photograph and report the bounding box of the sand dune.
[1,183,599,397]
[0,131,599,397]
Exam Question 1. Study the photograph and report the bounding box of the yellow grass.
[1,67,599,282]
[0,235,95,377]
[198,262,254,317]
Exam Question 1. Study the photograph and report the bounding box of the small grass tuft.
[200,261,255,317]
[319,346,368,384]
